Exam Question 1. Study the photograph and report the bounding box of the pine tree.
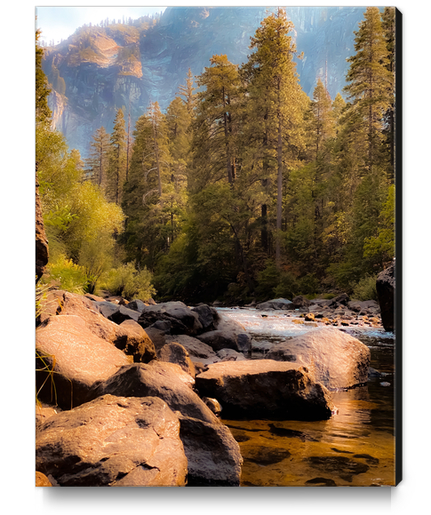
[178,68,196,116]
[106,108,127,205]
[122,103,176,267]
[308,78,334,159]
[242,8,307,266]
[192,55,241,189]
[86,126,110,188]
[344,6,393,176]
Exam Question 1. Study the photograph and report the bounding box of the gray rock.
[138,301,203,335]
[191,304,219,332]
[255,298,293,311]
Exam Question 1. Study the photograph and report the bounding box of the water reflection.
[219,308,396,486]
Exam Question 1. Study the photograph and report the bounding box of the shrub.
[42,254,88,294]
[351,274,378,301]
[100,263,156,301]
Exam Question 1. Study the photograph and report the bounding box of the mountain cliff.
[42,6,366,158]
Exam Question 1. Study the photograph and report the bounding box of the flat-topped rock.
[195,359,333,420]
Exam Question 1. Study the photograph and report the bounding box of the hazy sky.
[36,6,167,45]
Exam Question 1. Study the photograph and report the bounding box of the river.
[217,308,396,487]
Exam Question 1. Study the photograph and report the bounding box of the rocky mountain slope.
[42,6,367,158]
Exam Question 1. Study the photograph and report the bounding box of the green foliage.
[255,260,280,298]
[273,271,299,300]
[100,263,156,301]
[43,254,88,294]
[363,184,395,266]
[352,274,379,301]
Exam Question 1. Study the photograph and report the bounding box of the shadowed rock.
[195,359,334,420]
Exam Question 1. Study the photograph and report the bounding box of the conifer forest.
[36,7,397,305]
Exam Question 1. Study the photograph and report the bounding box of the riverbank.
[35,288,395,487]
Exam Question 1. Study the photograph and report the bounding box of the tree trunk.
[275,95,283,267]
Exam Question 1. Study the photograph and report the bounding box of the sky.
[36,6,167,45]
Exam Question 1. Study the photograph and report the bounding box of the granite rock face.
[43,6,366,158]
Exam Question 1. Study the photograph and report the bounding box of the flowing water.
[217,308,397,487]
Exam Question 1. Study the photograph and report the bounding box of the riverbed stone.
[255,298,293,311]
[217,348,247,361]
[116,319,157,363]
[138,301,203,335]
[36,315,131,409]
[36,394,188,486]
[37,290,126,345]
[266,326,370,390]
[95,301,140,324]
[166,334,218,362]
[196,312,251,353]
[191,304,219,332]
[157,342,196,378]
[195,359,334,420]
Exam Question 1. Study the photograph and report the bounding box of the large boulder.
[196,312,251,353]
[292,295,311,309]
[255,298,293,311]
[88,362,242,486]
[195,360,334,420]
[266,327,370,390]
[376,261,396,332]
[138,301,203,335]
[36,315,131,409]
[116,319,157,363]
[36,395,188,486]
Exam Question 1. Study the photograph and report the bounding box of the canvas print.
[35,6,401,487]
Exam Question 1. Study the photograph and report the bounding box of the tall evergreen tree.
[86,126,110,188]
[178,68,196,116]
[106,108,127,205]
[192,55,241,189]
[242,8,307,266]
[343,6,393,176]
